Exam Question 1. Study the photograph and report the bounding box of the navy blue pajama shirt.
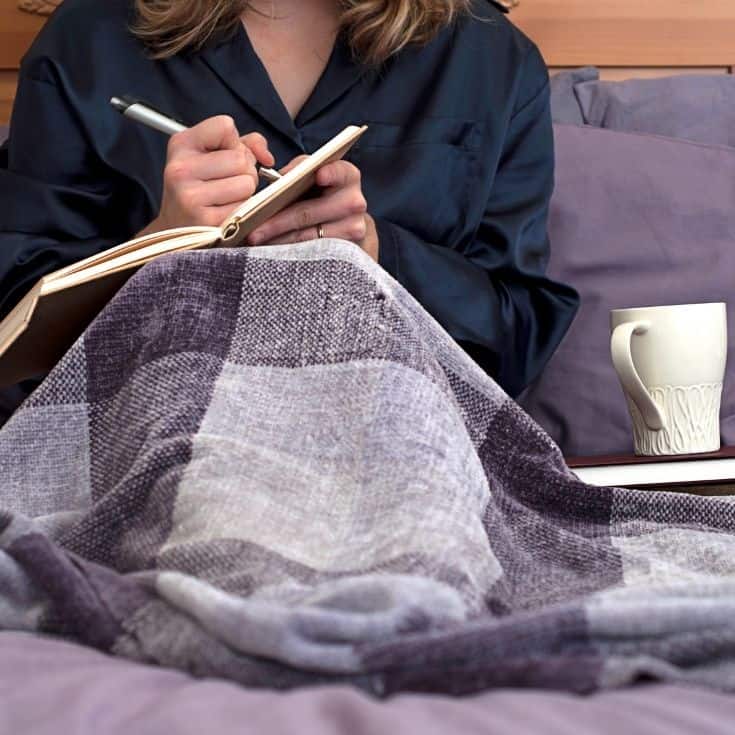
[0,0,578,397]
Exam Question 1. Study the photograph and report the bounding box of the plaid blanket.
[2,240,735,696]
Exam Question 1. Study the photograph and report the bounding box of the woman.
[0,0,578,397]
[0,0,586,686]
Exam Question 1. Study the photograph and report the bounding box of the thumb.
[241,132,275,167]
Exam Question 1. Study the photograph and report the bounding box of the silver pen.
[110,96,282,183]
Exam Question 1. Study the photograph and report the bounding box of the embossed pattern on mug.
[627,382,722,455]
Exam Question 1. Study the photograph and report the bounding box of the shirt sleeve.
[373,45,579,398]
[0,72,144,320]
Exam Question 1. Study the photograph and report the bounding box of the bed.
[3,2,735,734]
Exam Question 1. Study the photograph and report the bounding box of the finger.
[256,227,318,246]
[257,214,367,247]
[278,154,310,176]
[241,132,275,167]
[168,115,241,159]
[247,187,367,245]
[183,174,258,210]
[315,160,361,189]
[195,202,254,229]
[171,147,257,182]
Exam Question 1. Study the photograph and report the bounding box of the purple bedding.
[521,123,735,456]
[6,244,735,696]
[3,631,734,735]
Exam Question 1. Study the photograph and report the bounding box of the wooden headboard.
[1,0,44,123]
[1,0,735,123]
[512,0,735,80]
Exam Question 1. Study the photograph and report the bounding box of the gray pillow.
[549,67,598,125]
[0,125,7,145]
[520,124,735,457]
[575,75,735,148]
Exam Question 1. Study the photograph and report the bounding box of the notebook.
[567,446,735,493]
[0,124,367,387]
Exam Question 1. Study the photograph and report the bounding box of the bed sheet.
[2,632,734,735]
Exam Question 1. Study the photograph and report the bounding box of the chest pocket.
[349,118,481,245]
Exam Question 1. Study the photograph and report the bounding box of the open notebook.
[0,124,367,386]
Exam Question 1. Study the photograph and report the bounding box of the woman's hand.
[140,116,274,235]
[245,159,380,262]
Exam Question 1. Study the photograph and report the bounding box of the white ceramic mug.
[610,302,727,456]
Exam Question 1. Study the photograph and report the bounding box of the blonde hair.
[130,0,507,66]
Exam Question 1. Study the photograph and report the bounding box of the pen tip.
[110,96,128,112]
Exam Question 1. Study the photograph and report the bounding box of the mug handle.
[610,320,666,431]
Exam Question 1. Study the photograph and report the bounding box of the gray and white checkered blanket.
[2,240,735,696]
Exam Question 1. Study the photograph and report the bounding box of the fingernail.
[249,233,263,245]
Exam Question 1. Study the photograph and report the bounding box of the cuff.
[373,216,400,281]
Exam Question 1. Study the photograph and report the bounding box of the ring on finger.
[317,223,325,239]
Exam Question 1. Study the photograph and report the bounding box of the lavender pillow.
[575,75,735,148]
[520,124,735,457]
[549,67,598,126]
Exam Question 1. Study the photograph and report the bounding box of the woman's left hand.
[245,158,379,262]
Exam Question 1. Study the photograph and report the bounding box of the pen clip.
[119,95,188,127]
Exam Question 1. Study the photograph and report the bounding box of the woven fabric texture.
[2,240,735,696]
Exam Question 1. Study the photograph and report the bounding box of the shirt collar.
[294,35,366,129]
[200,23,367,147]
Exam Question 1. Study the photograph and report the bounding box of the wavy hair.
[130,0,516,66]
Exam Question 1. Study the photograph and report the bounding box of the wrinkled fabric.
[0,0,578,396]
[2,241,735,697]
[5,632,735,735]
[549,66,599,125]
[576,74,735,149]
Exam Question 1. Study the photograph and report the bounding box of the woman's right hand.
[141,116,274,234]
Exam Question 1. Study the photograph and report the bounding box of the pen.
[110,96,282,183]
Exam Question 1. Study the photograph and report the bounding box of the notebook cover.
[221,126,367,246]
[0,271,131,386]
